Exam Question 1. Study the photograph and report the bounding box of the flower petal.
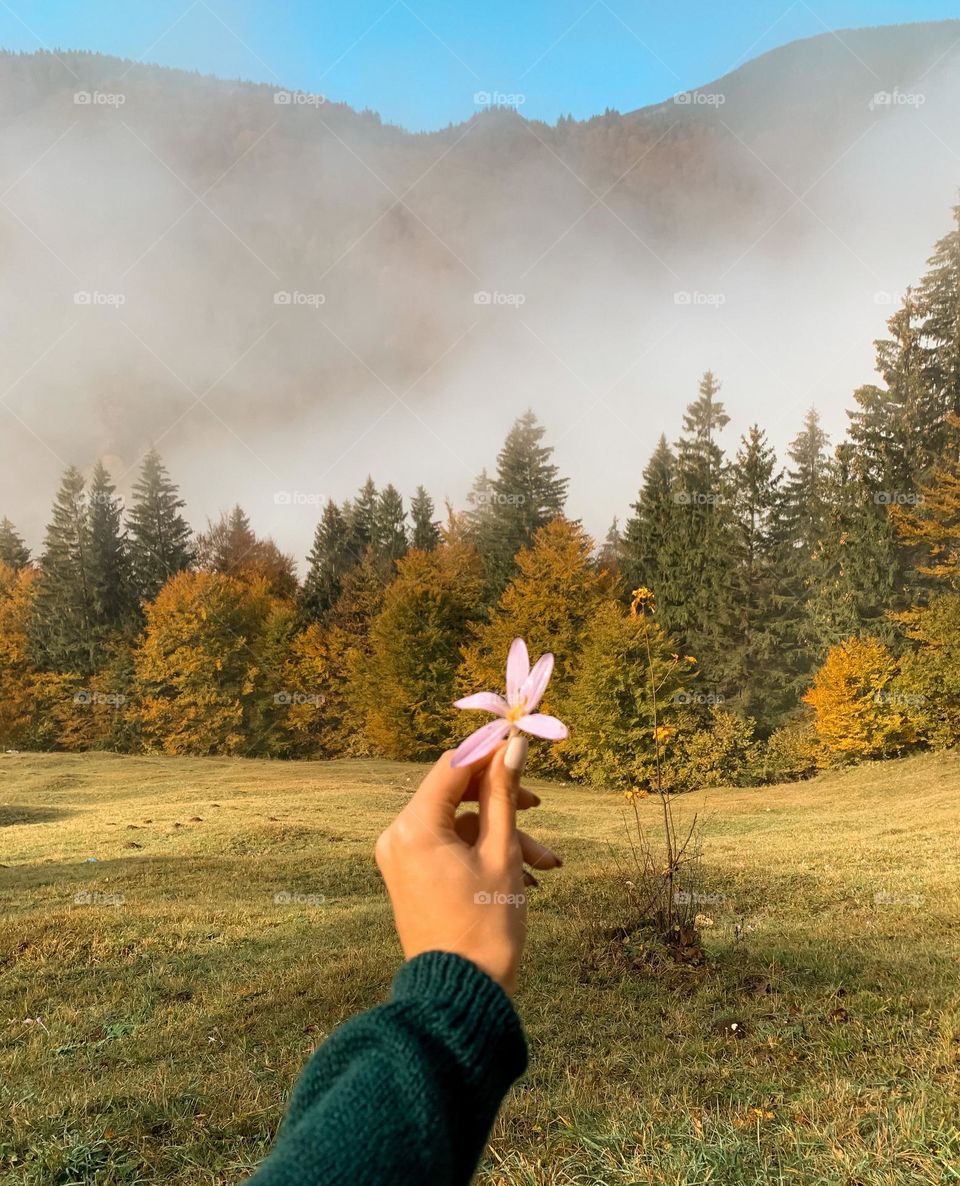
[506,638,530,706]
[453,692,509,716]
[517,713,568,740]
[520,652,554,712]
[450,719,511,768]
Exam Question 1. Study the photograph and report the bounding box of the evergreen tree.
[30,466,97,675]
[346,477,379,564]
[0,517,30,570]
[299,500,352,622]
[727,425,782,727]
[126,448,194,603]
[373,483,408,575]
[849,292,941,492]
[656,373,737,694]
[482,411,569,592]
[916,202,960,446]
[410,486,441,551]
[87,461,134,631]
[620,434,676,595]
[771,408,834,701]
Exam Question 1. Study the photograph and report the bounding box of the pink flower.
[450,637,568,768]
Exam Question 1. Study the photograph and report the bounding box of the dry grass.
[1,750,959,1185]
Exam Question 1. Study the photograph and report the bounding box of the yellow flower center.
[506,699,527,724]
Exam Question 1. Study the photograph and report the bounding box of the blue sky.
[1,1,959,129]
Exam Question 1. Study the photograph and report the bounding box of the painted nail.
[504,735,529,773]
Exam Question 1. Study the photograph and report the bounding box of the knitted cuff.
[391,950,528,1090]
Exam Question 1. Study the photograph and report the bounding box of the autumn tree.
[458,518,605,771]
[354,541,486,759]
[803,636,914,763]
[196,505,297,599]
[129,570,278,755]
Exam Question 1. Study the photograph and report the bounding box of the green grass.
[1,750,959,1185]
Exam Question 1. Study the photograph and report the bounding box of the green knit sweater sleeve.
[245,950,528,1185]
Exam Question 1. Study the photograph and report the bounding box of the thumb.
[478,734,528,856]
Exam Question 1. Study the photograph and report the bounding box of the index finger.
[401,746,496,830]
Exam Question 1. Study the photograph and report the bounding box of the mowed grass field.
[1,751,959,1186]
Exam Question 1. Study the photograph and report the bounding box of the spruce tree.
[373,484,408,576]
[728,425,783,728]
[410,486,440,551]
[126,448,194,602]
[620,434,676,596]
[656,373,736,693]
[30,466,98,675]
[346,477,379,565]
[87,460,134,631]
[299,499,352,622]
[483,411,569,592]
[0,517,30,570]
[771,407,834,702]
[916,202,960,445]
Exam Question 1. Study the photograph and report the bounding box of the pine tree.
[126,448,194,603]
[0,517,30,570]
[915,202,960,444]
[346,477,379,565]
[87,460,134,631]
[620,434,676,595]
[727,425,782,727]
[482,412,569,592]
[771,408,834,700]
[299,500,352,622]
[410,486,441,551]
[373,483,408,576]
[656,373,736,694]
[849,292,941,492]
[30,466,98,675]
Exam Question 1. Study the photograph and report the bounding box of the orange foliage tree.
[129,570,281,755]
[803,636,914,763]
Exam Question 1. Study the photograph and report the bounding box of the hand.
[374,737,562,996]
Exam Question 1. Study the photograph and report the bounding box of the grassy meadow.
[1,750,959,1185]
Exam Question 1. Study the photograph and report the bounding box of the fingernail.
[505,735,528,773]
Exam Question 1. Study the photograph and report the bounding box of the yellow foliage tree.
[457,518,606,771]
[129,570,279,755]
[354,542,486,760]
[803,636,914,763]
[0,562,80,749]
